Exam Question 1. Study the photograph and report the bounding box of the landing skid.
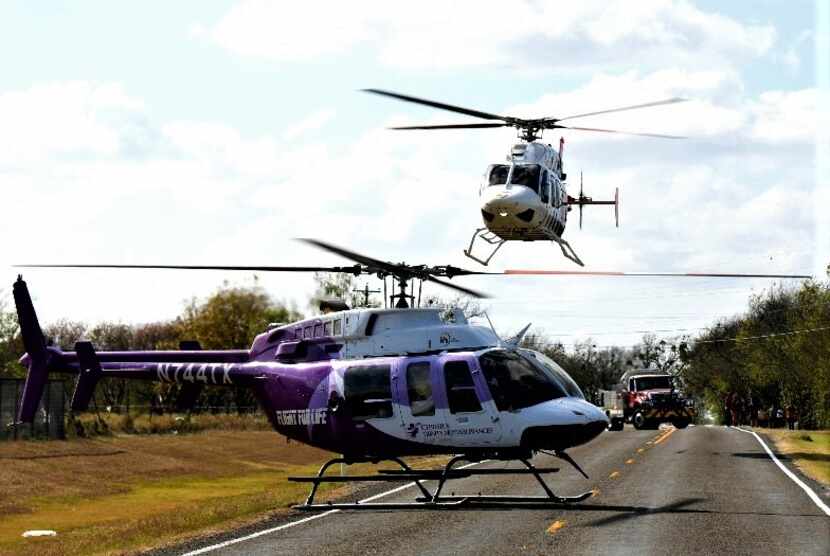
[290,454,593,511]
[463,227,585,267]
[542,229,585,267]
[464,227,506,266]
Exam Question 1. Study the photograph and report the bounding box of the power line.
[694,324,830,344]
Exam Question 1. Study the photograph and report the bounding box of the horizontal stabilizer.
[71,341,103,412]
[13,276,50,423]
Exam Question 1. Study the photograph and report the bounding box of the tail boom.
[11,276,258,423]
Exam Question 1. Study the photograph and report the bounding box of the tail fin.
[13,276,51,423]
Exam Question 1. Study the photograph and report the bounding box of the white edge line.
[179,510,339,556]
[180,460,485,555]
[732,426,830,517]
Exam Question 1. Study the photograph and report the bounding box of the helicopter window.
[488,165,510,186]
[479,350,568,411]
[314,324,323,337]
[294,328,302,340]
[510,164,540,194]
[323,322,331,336]
[550,174,562,207]
[344,365,393,420]
[540,170,549,204]
[444,361,482,413]
[406,362,435,417]
[333,319,342,336]
[303,326,313,339]
[520,350,585,399]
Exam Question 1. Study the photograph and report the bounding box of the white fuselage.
[480,142,568,241]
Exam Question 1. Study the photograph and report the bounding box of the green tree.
[422,294,487,320]
[179,280,301,413]
[180,280,300,350]
[0,295,24,377]
[679,281,830,428]
[310,272,379,310]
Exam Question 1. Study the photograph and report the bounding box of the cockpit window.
[479,350,568,411]
[488,165,510,186]
[520,349,585,399]
[510,164,541,194]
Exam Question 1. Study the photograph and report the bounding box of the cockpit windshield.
[479,350,570,411]
[521,349,585,399]
[510,164,541,194]
[488,164,541,194]
[488,165,510,186]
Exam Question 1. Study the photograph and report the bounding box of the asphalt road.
[169,426,830,556]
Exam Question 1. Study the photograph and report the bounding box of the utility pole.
[354,283,381,307]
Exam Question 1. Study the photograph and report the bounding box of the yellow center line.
[591,487,601,498]
[625,458,636,464]
[636,448,645,453]
[609,471,621,479]
[546,520,567,535]
[654,428,676,445]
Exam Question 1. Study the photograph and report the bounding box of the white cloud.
[199,0,377,61]
[0,82,148,165]
[748,89,817,143]
[193,0,776,71]
[282,109,336,140]
[780,29,812,72]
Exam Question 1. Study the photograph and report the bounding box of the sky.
[0,0,826,348]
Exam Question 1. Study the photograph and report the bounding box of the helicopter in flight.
[12,240,811,510]
[364,88,687,266]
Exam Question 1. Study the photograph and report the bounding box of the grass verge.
[0,430,433,556]
[67,412,272,438]
[758,429,829,486]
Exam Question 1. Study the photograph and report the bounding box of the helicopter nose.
[522,398,608,452]
[563,398,609,429]
[482,186,537,217]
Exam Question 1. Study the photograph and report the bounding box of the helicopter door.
[442,358,502,446]
[394,359,451,446]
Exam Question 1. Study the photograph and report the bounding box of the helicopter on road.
[12,240,811,510]
[364,88,686,266]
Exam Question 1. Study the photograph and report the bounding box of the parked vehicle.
[602,370,696,430]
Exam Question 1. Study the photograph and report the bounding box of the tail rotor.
[579,172,584,230]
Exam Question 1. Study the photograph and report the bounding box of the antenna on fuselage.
[483,312,503,346]
[354,283,381,308]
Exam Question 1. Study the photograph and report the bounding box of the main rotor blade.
[425,275,489,299]
[556,98,688,122]
[389,123,510,130]
[15,263,364,273]
[363,89,507,121]
[504,270,812,279]
[297,238,401,275]
[555,125,686,139]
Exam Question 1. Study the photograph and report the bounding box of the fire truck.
[601,370,696,431]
